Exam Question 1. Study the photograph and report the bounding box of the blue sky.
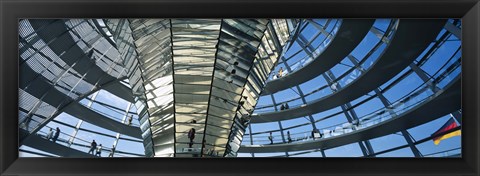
[239,19,461,157]
[20,19,462,158]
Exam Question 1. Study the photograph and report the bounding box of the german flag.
[432,118,461,145]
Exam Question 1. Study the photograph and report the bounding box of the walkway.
[251,19,447,123]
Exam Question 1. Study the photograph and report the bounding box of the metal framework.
[18,19,461,158]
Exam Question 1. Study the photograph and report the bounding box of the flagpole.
[449,113,459,125]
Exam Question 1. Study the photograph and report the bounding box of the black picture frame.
[1,0,479,176]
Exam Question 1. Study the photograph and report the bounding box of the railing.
[175,147,222,157]
[19,19,129,135]
[21,118,144,157]
[244,58,460,145]
[267,19,342,81]
[239,127,462,157]
[255,19,398,113]
[423,147,461,157]
[20,97,141,129]
[19,148,57,157]
[253,20,459,117]
[246,87,427,145]
[80,101,141,127]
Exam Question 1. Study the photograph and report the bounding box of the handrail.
[244,61,460,143]
[268,20,342,79]
[254,21,457,123]
[23,118,144,157]
[19,149,57,157]
[255,19,397,112]
[247,53,460,136]
[51,119,143,143]
[423,147,461,157]
[255,126,461,157]
[256,21,448,113]
[81,102,140,127]
[84,97,137,114]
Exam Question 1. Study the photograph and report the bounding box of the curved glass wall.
[255,19,398,113]
[240,19,461,157]
[245,63,459,145]
[20,88,145,157]
[19,19,143,157]
[267,19,342,80]
[18,18,461,158]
